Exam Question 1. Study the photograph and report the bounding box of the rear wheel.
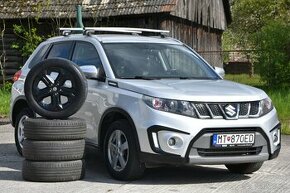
[14,108,34,156]
[225,162,264,174]
[104,120,145,180]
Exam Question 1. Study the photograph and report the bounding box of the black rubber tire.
[22,159,85,182]
[104,119,145,181]
[24,117,86,140]
[225,162,264,174]
[23,139,85,161]
[14,108,34,156]
[24,58,87,119]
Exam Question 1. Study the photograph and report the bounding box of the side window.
[47,42,73,59]
[72,42,101,68]
[28,44,50,68]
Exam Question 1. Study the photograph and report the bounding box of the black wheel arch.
[98,107,141,153]
[11,96,35,127]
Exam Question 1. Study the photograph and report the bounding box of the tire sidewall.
[103,120,140,179]
[24,58,88,119]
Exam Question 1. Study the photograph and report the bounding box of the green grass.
[225,74,290,135]
[0,89,10,118]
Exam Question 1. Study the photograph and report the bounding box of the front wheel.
[14,108,34,155]
[225,162,264,174]
[104,120,145,180]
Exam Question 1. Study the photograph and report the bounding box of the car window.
[47,42,73,59]
[28,43,50,68]
[103,43,219,79]
[72,42,102,68]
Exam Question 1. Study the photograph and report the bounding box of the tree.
[223,0,290,87]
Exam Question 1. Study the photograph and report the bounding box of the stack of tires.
[21,58,88,182]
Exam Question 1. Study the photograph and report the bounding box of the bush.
[0,82,12,92]
[11,24,43,57]
[254,21,290,87]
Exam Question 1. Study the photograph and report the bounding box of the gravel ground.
[0,124,290,193]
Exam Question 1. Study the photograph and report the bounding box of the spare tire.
[22,160,85,182]
[24,117,86,140]
[23,139,85,161]
[24,58,87,119]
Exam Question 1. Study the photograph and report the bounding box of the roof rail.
[59,27,170,37]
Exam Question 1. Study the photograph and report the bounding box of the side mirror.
[79,65,105,81]
[214,66,225,78]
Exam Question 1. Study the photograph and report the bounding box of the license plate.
[212,133,255,147]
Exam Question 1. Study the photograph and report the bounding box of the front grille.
[192,101,260,119]
[197,146,263,157]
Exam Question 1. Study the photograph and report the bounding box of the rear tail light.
[13,70,22,82]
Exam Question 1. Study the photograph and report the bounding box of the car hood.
[116,79,268,102]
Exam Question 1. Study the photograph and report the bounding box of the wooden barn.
[0,0,231,81]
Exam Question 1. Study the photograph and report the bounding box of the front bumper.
[134,105,281,165]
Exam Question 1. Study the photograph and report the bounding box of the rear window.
[47,42,73,59]
[28,44,50,68]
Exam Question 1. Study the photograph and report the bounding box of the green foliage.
[224,0,290,87]
[0,82,12,92]
[12,24,43,57]
[255,21,290,87]
[0,85,11,117]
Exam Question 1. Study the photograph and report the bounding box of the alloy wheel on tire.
[107,130,129,172]
[33,68,76,111]
[18,115,28,148]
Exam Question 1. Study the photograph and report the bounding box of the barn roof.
[0,0,231,30]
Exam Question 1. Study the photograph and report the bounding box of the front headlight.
[143,95,197,118]
[259,97,273,116]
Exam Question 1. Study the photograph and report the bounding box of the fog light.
[273,133,278,143]
[168,138,176,146]
[167,136,183,149]
[272,129,280,146]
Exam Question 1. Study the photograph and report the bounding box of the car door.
[70,41,107,144]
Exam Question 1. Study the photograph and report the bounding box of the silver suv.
[10,28,281,180]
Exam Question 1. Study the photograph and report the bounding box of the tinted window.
[29,44,50,68]
[72,42,101,68]
[47,42,73,59]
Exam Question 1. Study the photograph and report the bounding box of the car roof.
[47,34,182,45]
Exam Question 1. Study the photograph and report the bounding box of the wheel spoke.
[55,71,68,86]
[51,95,62,110]
[109,142,118,153]
[41,75,53,87]
[36,87,51,102]
[118,155,126,169]
[59,87,76,98]
[112,154,119,170]
[120,141,128,152]
[115,130,121,147]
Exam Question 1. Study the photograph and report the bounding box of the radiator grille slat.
[192,101,260,119]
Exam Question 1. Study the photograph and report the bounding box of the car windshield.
[103,43,220,80]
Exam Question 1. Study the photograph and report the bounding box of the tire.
[24,117,86,140]
[14,108,34,156]
[104,119,145,180]
[23,139,85,161]
[225,162,264,174]
[24,58,88,119]
[22,160,85,182]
